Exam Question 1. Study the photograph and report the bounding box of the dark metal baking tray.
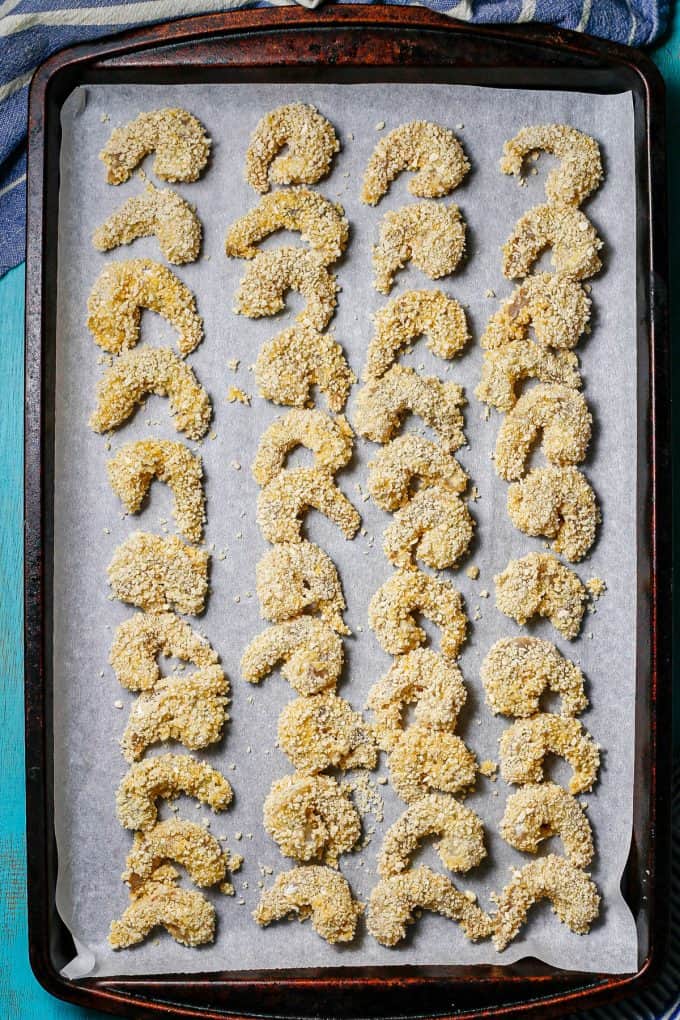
[24,6,671,1017]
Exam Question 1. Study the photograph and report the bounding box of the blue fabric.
[0,0,671,277]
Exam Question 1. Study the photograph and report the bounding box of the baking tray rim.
[23,6,671,1019]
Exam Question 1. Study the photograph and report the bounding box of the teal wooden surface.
[1,22,678,1019]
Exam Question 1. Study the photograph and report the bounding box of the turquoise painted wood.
[1,21,677,1017]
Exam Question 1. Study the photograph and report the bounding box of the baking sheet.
[53,82,639,977]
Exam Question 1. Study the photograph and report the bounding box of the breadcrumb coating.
[254,865,363,944]
[87,258,203,357]
[116,753,233,831]
[494,383,591,482]
[89,346,212,440]
[491,854,600,951]
[355,365,466,452]
[500,124,603,207]
[367,434,468,511]
[241,618,343,696]
[107,439,205,543]
[263,773,361,865]
[234,248,338,330]
[481,273,591,351]
[123,818,240,890]
[100,108,210,185]
[379,794,485,878]
[226,187,348,265]
[110,612,218,692]
[107,531,209,615]
[476,341,581,413]
[369,568,468,658]
[257,467,360,543]
[481,636,587,718]
[367,866,491,947]
[373,202,466,293]
[256,541,349,634]
[367,648,467,752]
[500,783,594,868]
[507,465,599,562]
[499,713,600,794]
[502,204,602,280]
[364,289,469,381]
[252,410,353,487]
[108,865,215,949]
[92,185,201,264]
[255,325,355,412]
[362,121,470,205]
[120,665,229,762]
[494,552,588,640]
[278,692,378,773]
[383,485,474,570]
[388,723,477,802]
[245,104,339,193]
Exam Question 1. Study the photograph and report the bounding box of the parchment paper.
[53,82,640,978]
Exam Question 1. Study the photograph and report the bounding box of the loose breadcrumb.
[481,636,587,718]
[586,576,607,599]
[364,289,469,380]
[362,121,470,205]
[245,104,339,193]
[107,531,209,615]
[373,202,466,293]
[499,713,600,794]
[466,565,480,580]
[100,108,210,185]
[227,386,251,405]
[92,185,202,264]
[226,187,348,265]
[494,552,588,640]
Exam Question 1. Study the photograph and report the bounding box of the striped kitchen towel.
[0,0,670,277]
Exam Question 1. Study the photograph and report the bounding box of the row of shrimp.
[228,104,376,943]
[474,124,607,947]
[85,108,240,950]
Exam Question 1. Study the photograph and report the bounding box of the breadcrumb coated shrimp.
[234,248,338,330]
[502,204,602,280]
[476,342,581,413]
[107,439,205,543]
[107,532,209,616]
[364,289,469,381]
[256,541,349,634]
[108,865,215,949]
[226,187,348,265]
[500,124,603,207]
[494,552,588,640]
[255,325,355,412]
[382,485,474,569]
[367,649,467,752]
[369,568,468,658]
[500,783,594,868]
[379,794,485,877]
[116,754,233,831]
[507,466,600,562]
[100,108,210,185]
[92,185,201,264]
[120,665,229,762]
[110,612,218,692]
[491,854,600,951]
[373,202,466,293]
[481,273,591,351]
[87,259,202,357]
[241,618,343,696]
[494,383,591,482]
[245,104,339,193]
[254,865,362,944]
[367,866,492,947]
[89,346,212,440]
[253,410,353,487]
[367,434,468,511]
[257,467,360,543]
[362,121,470,205]
[123,818,241,890]
[388,723,477,802]
[278,692,378,773]
[263,774,361,865]
[355,365,466,452]
[481,637,587,718]
[499,713,600,794]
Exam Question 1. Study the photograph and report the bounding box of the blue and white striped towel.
[0,0,671,277]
